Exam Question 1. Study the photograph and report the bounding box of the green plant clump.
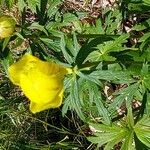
[0,0,150,149]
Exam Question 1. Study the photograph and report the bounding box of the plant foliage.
[0,0,150,149]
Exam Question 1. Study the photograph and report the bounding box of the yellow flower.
[8,54,69,113]
[0,15,16,39]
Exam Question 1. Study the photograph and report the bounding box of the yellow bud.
[0,15,16,39]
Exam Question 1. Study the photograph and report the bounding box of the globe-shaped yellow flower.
[0,15,16,39]
[8,54,70,113]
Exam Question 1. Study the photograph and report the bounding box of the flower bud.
[0,15,16,39]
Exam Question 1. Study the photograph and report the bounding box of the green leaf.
[146,93,150,115]
[70,76,85,121]
[108,83,139,115]
[75,36,114,66]
[86,33,130,62]
[47,0,62,18]
[40,38,60,52]
[143,0,150,5]
[47,13,78,29]
[28,22,48,35]
[86,51,116,61]
[120,131,134,150]
[78,71,102,86]
[26,0,40,13]
[134,116,150,148]
[73,32,80,58]
[102,33,130,52]
[139,32,150,42]
[60,35,73,64]
[62,96,71,117]
[141,64,150,90]
[126,106,134,129]
[14,32,24,40]
[128,3,150,13]
[62,78,72,116]
[88,123,128,148]
[5,0,14,9]
[17,0,26,12]
[104,9,122,34]
[2,37,10,51]
[62,33,80,61]
[104,132,128,150]
[61,13,78,25]
[95,19,105,34]
[87,81,110,124]
[132,19,150,31]
[141,63,149,77]
[89,70,135,84]
[83,18,105,34]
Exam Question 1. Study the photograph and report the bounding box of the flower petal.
[30,89,64,113]
[20,71,63,104]
[8,54,40,85]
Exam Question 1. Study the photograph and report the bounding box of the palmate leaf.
[46,13,78,29]
[63,74,110,122]
[78,71,102,86]
[86,51,116,61]
[82,18,105,34]
[86,33,130,62]
[88,107,137,149]
[75,36,114,66]
[108,83,139,116]
[62,76,85,120]
[99,33,129,53]
[134,116,150,148]
[88,123,129,149]
[104,9,122,34]
[86,80,110,124]
[89,70,135,84]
